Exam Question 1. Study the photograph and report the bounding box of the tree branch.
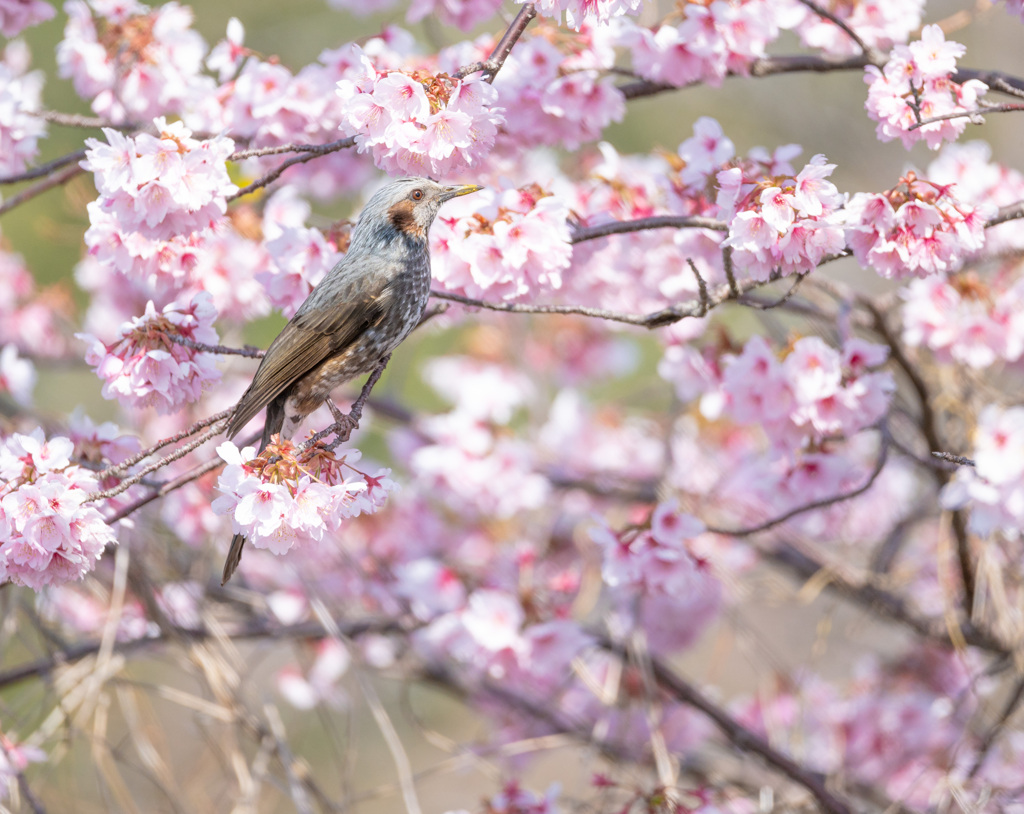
[454,4,537,82]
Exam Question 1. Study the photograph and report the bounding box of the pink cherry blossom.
[278,638,351,709]
[0,429,117,589]
[845,172,987,279]
[785,0,923,57]
[865,24,988,151]
[82,118,236,242]
[941,405,1024,538]
[212,439,392,565]
[337,52,504,178]
[0,41,46,177]
[79,291,221,414]
[57,0,210,123]
[525,0,643,30]
[205,17,248,82]
[0,0,55,36]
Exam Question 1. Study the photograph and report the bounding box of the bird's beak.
[439,184,483,202]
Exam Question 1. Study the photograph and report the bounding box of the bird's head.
[353,177,482,251]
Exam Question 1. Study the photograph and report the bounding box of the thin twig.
[794,0,871,56]
[570,215,727,244]
[907,102,1024,131]
[165,334,265,358]
[299,354,391,452]
[429,274,770,330]
[686,258,709,317]
[97,410,234,481]
[967,677,1024,778]
[932,451,976,467]
[707,430,889,537]
[228,137,357,201]
[87,420,230,504]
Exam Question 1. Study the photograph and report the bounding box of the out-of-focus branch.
[794,0,873,57]
[706,428,889,537]
[861,300,977,611]
[0,163,83,216]
[0,149,87,185]
[0,618,403,691]
[596,636,854,814]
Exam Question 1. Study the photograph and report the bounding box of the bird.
[221,177,482,584]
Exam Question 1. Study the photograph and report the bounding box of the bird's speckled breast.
[285,251,431,419]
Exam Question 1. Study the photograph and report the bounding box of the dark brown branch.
[455,4,537,82]
[862,300,976,610]
[0,163,84,217]
[0,149,87,185]
[228,137,357,201]
[597,635,853,814]
[570,215,727,244]
[968,677,1024,779]
[429,274,776,330]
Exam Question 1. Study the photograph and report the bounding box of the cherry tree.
[2,0,1024,811]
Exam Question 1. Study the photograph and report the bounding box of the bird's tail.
[221,396,286,585]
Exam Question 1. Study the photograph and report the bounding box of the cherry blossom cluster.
[336,50,504,177]
[415,588,593,689]
[737,645,980,809]
[864,24,988,150]
[844,172,987,279]
[257,189,346,317]
[719,153,846,281]
[277,638,351,709]
[493,25,624,150]
[0,40,45,177]
[405,357,549,518]
[0,429,117,589]
[81,118,236,242]
[0,244,74,359]
[58,0,209,123]
[430,182,572,301]
[590,501,722,653]
[926,141,1024,255]
[660,335,895,461]
[901,272,1024,369]
[0,0,55,37]
[213,438,396,561]
[525,0,643,30]
[941,404,1024,539]
[79,291,221,414]
[785,0,923,56]
[622,0,784,88]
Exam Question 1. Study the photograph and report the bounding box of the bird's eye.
[411,189,424,201]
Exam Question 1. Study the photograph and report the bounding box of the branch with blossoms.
[7,1,1024,812]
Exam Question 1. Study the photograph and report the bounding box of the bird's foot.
[327,399,358,437]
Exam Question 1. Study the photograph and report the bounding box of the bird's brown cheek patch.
[388,199,426,238]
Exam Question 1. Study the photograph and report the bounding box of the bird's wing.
[226,261,399,439]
